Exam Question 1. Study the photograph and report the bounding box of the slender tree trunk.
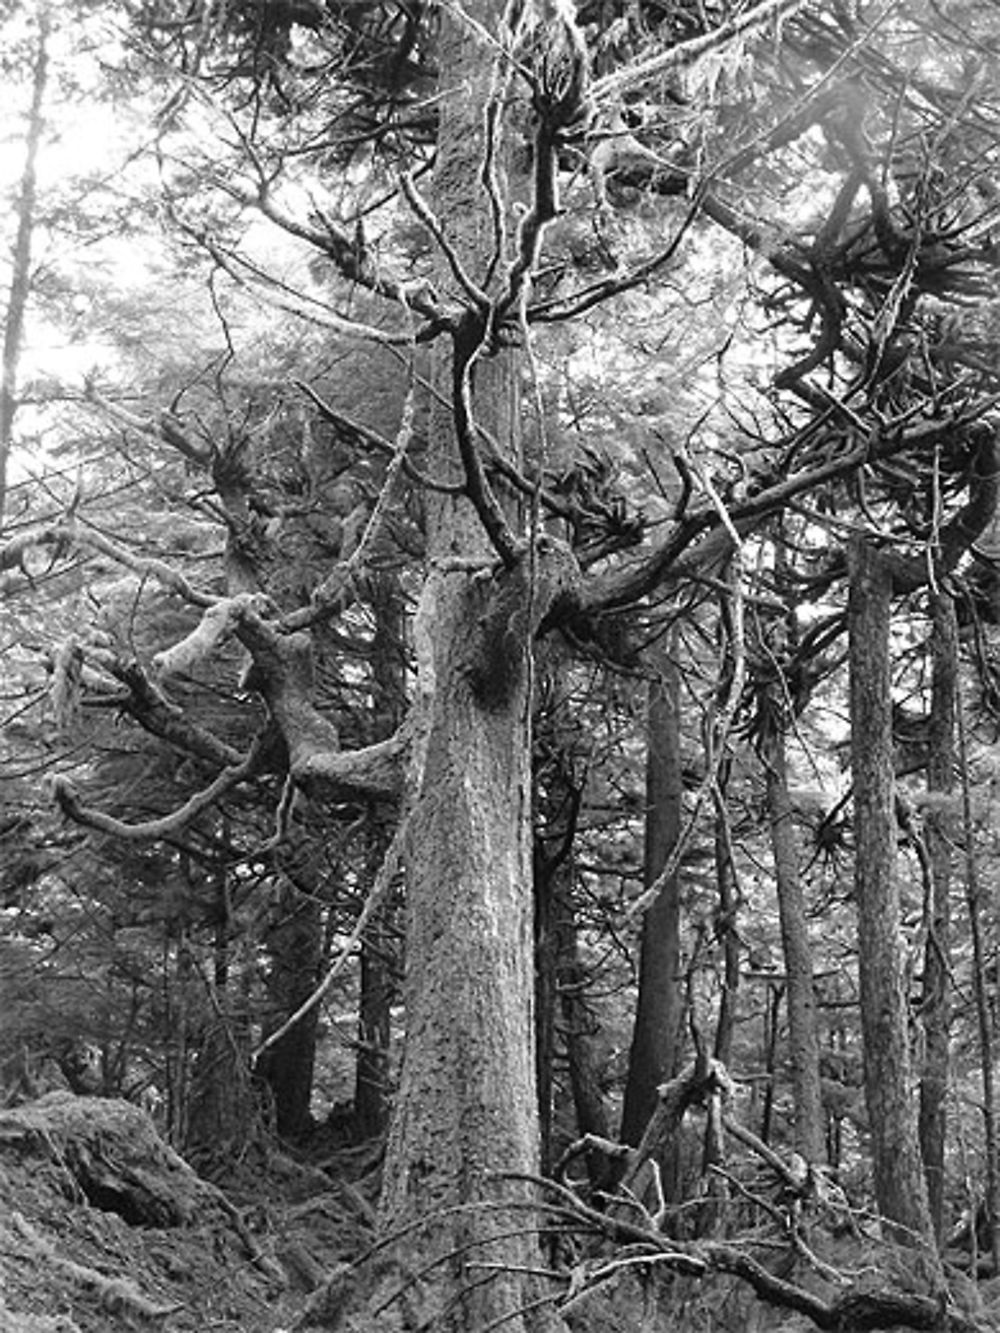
[621,647,684,1149]
[556,882,613,1170]
[762,721,825,1163]
[848,538,936,1250]
[0,5,49,530]
[535,839,613,1182]
[760,980,783,1146]
[918,590,956,1241]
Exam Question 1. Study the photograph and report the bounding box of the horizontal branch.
[51,744,261,840]
[2,522,216,606]
[572,396,1000,617]
[592,0,816,104]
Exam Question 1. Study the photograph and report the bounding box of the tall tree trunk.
[0,5,49,529]
[373,10,559,1329]
[848,538,936,1250]
[620,647,684,1149]
[918,590,956,1241]
[762,720,825,1163]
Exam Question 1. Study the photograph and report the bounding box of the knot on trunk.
[465,536,580,711]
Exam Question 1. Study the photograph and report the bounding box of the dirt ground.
[0,1093,374,1332]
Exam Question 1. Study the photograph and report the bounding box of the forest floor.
[5,1092,1000,1333]
[0,1092,376,1332]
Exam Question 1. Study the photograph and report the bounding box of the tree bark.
[848,538,936,1251]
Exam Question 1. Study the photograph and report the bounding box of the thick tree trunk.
[762,722,825,1163]
[848,538,936,1251]
[0,6,49,530]
[620,649,684,1150]
[373,9,559,1329]
[376,564,545,1329]
[918,590,956,1241]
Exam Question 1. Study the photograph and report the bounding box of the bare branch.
[51,744,261,840]
[152,591,272,678]
[592,0,826,105]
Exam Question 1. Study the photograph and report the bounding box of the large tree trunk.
[373,10,561,1329]
[918,590,956,1241]
[848,538,936,1251]
[762,720,825,1163]
[620,648,684,1150]
[376,560,545,1328]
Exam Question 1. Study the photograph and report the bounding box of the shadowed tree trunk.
[257,870,322,1140]
[762,717,825,1164]
[918,590,956,1241]
[621,645,684,1154]
[848,538,937,1251]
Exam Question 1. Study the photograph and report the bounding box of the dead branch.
[50,743,261,840]
[503,1172,985,1333]
[592,0,820,105]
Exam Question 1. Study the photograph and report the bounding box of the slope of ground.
[0,1092,372,1332]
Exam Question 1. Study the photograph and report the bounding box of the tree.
[11,3,1000,1330]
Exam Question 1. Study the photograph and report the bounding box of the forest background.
[5,1,1000,1330]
